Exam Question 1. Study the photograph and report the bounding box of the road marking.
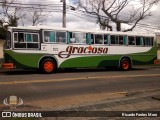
[0,73,160,85]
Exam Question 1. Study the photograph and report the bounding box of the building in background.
[0,40,5,59]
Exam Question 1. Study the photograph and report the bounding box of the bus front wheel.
[120,58,131,71]
[40,58,57,74]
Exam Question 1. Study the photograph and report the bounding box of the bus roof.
[9,26,155,37]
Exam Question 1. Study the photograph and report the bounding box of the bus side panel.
[131,44,157,65]
[59,55,121,68]
[59,46,157,68]
[3,50,44,69]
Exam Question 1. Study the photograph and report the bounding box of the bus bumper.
[2,63,14,69]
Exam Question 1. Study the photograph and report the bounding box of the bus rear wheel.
[120,58,131,71]
[40,58,57,74]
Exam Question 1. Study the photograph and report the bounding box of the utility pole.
[62,0,66,28]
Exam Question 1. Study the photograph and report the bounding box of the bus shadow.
[0,69,37,75]
[58,67,147,74]
[0,67,148,75]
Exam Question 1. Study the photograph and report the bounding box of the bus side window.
[104,35,109,45]
[144,37,149,46]
[18,33,24,42]
[14,33,26,48]
[124,36,127,45]
[67,32,70,44]
[33,34,38,42]
[49,31,55,42]
[25,34,32,42]
[151,37,154,46]
[119,35,124,45]
[44,31,55,42]
[69,32,76,43]
[144,37,153,46]
[135,36,142,46]
[55,31,66,43]
[95,34,103,44]
[67,32,72,43]
[86,33,89,44]
[90,34,94,44]
[14,33,18,42]
[110,35,118,45]
[128,36,135,45]
[70,32,86,44]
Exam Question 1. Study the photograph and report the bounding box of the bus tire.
[40,58,57,74]
[120,58,131,71]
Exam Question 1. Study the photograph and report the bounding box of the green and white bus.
[2,26,158,73]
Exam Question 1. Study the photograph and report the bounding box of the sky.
[18,0,100,30]
[1,0,160,32]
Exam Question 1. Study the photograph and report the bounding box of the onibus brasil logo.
[58,46,108,58]
[3,95,23,108]
[2,96,42,118]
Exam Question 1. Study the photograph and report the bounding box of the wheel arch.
[38,55,58,69]
[118,56,132,68]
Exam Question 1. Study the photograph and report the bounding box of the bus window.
[55,31,66,43]
[136,36,142,46]
[13,33,26,48]
[14,32,39,49]
[95,34,103,44]
[44,31,55,42]
[90,34,94,44]
[33,34,38,42]
[151,37,154,46]
[124,36,127,45]
[14,33,18,42]
[110,35,118,45]
[26,33,39,48]
[128,36,135,45]
[71,32,86,44]
[104,35,109,44]
[86,33,89,44]
[143,37,153,46]
[119,35,124,45]
[25,34,32,42]
[18,33,25,42]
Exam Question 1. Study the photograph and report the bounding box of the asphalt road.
[0,66,160,110]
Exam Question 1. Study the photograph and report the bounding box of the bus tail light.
[2,63,14,69]
[154,60,159,64]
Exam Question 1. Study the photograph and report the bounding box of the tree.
[0,0,22,27]
[24,5,47,26]
[0,0,23,38]
[79,0,160,31]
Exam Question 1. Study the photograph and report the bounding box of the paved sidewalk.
[40,89,160,120]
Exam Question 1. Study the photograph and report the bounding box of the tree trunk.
[116,22,121,31]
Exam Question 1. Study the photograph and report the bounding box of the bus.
[2,26,158,73]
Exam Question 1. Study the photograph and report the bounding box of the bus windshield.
[4,31,11,49]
